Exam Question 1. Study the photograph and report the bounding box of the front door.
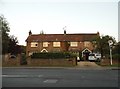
[82,49,91,61]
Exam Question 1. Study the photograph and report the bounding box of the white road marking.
[43,79,58,83]
[38,75,43,77]
[2,75,43,78]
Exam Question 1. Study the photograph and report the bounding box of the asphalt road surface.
[2,67,119,87]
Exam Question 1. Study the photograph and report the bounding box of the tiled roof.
[26,33,99,42]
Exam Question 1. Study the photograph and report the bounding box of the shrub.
[31,52,76,59]
[113,54,120,60]
[21,54,27,65]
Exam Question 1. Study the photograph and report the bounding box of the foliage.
[21,53,27,65]
[0,15,10,54]
[92,35,116,58]
[113,42,120,54]
[31,52,76,59]
[8,35,21,55]
[112,54,120,60]
[0,15,20,55]
[20,45,26,54]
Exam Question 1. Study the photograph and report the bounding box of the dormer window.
[31,42,38,47]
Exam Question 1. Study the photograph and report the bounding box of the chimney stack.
[29,30,32,35]
[63,26,67,35]
[64,30,66,35]
[97,31,99,36]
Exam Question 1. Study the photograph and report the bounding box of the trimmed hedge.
[31,52,76,59]
[113,54,120,60]
[21,54,27,65]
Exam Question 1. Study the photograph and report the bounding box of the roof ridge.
[30,33,98,36]
[26,33,99,42]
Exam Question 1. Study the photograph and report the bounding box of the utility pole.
[108,40,113,65]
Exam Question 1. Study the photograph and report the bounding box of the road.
[2,67,119,87]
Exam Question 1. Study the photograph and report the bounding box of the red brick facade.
[26,31,99,57]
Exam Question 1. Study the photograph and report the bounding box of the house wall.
[26,42,68,56]
[68,41,94,52]
[83,41,93,51]
[26,41,94,56]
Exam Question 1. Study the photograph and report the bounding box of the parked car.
[88,53,101,61]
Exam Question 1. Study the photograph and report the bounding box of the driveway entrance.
[77,61,101,68]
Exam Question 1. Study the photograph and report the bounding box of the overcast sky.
[0,0,119,45]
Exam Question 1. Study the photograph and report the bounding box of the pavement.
[75,61,119,70]
[2,61,120,70]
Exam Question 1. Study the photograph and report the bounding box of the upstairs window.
[70,42,78,47]
[53,42,60,47]
[43,42,48,47]
[84,41,90,47]
[31,42,38,47]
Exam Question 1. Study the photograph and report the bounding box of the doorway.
[82,48,92,61]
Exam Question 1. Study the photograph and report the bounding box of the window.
[84,41,90,47]
[31,42,38,47]
[53,42,60,47]
[70,42,78,47]
[43,42,48,47]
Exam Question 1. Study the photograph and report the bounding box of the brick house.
[26,30,99,60]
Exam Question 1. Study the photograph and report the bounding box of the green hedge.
[113,54,120,60]
[31,52,76,59]
[21,54,27,65]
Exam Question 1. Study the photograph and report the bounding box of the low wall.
[100,59,119,66]
[2,54,21,67]
[27,58,77,66]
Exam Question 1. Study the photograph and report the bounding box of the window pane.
[53,42,60,47]
[70,42,78,47]
[43,42,48,47]
[31,42,38,47]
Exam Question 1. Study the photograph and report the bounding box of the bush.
[21,54,27,65]
[113,54,120,60]
[31,52,76,59]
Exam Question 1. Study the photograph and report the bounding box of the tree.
[0,15,10,54]
[113,41,120,54]
[8,35,21,55]
[92,35,116,58]
[0,15,21,55]
[112,41,120,60]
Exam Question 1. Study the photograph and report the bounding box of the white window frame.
[53,42,60,47]
[31,42,38,47]
[43,42,48,47]
[70,42,78,47]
